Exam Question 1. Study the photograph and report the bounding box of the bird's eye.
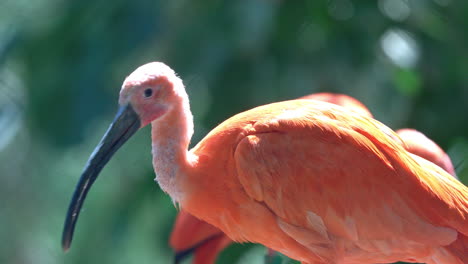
[144,88,153,98]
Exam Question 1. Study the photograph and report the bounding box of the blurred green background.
[0,0,467,263]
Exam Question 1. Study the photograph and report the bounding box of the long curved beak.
[62,104,141,251]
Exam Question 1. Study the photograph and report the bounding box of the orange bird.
[169,93,460,264]
[62,63,468,264]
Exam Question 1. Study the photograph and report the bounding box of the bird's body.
[174,99,467,264]
[63,63,468,264]
[169,93,460,264]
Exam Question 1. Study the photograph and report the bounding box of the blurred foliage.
[0,0,467,263]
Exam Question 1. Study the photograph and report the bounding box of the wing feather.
[232,102,467,261]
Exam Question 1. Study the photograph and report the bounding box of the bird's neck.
[150,93,194,201]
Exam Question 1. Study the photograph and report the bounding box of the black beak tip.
[60,104,140,253]
[62,244,70,253]
[174,249,194,264]
[61,225,73,252]
[174,252,184,264]
[62,235,71,252]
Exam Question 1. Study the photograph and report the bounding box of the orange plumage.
[170,92,376,264]
[169,93,461,264]
[63,63,468,264]
[185,99,467,264]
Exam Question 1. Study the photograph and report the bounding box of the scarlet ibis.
[62,62,468,264]
[169,93,461,264]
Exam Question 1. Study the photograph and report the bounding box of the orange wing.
[229,100,467,263]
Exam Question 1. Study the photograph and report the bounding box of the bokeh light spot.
[380,28,420,68]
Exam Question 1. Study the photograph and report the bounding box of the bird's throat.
[150,96,194,201]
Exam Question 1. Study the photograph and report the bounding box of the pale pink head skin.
[119,62,189,128]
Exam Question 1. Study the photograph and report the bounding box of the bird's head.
[119,62,185,127]
[61,62,183,251]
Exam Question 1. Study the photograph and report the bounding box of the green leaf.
[393,68,422,97]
